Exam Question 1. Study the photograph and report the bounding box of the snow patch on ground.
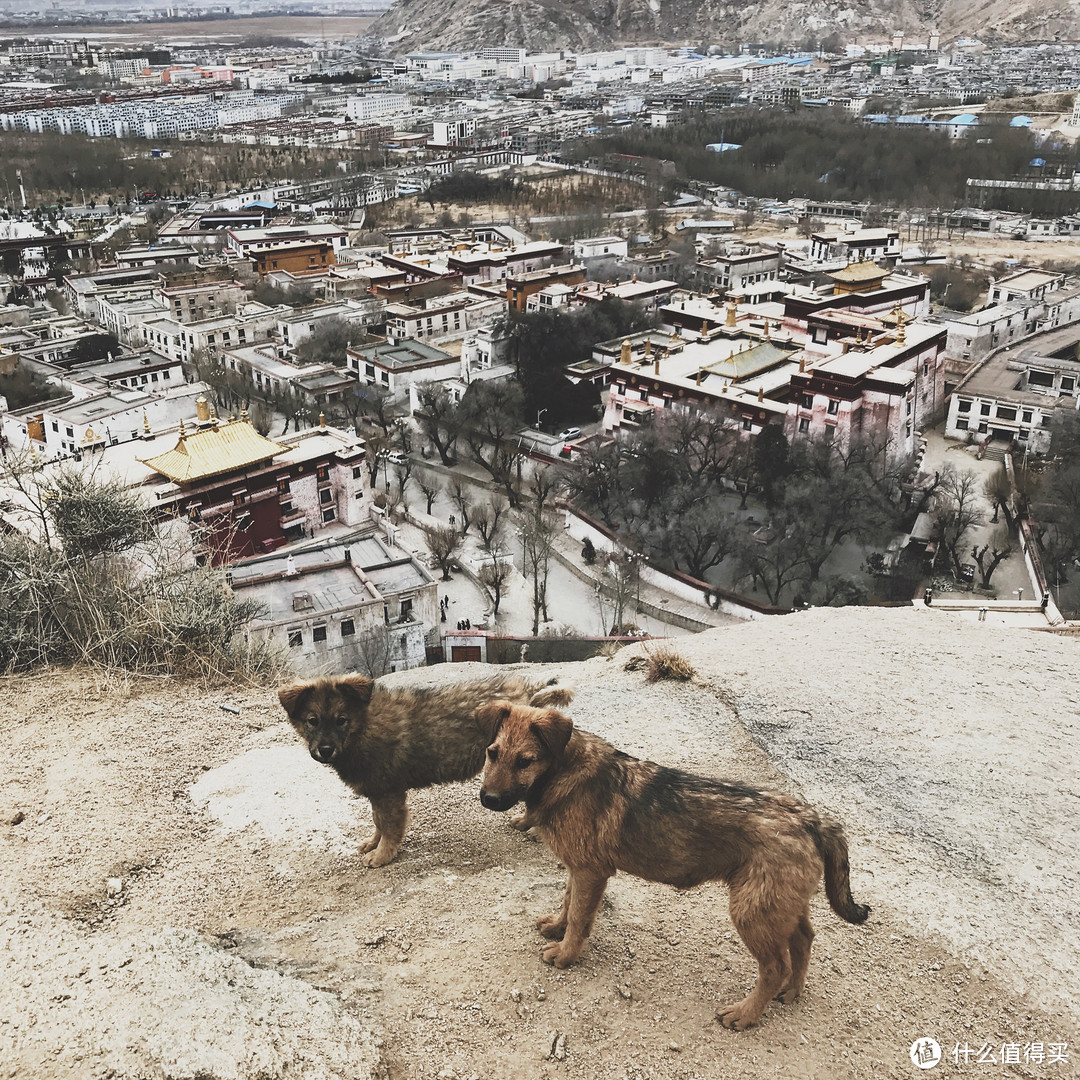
[191,745,367,851]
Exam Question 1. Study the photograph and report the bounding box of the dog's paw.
[541,941,578,968]
[508,813,533,832]
[716,1002,759,1031]
[774,986,800,1005]
[361,845,397,868]
[536,914,566,940]
[357,832,381,854]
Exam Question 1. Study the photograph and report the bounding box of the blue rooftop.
[1010,115,1033,127]
[948,113,979,125]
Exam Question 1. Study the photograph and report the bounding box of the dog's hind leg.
[717,884,794,1030]
[360,793,409,868]
[777,906,814,1004]
[541,867,609,969]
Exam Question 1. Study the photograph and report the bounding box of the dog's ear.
[475,699,512,741]
[337,674,374,706]
[531,708,574,757]
[277,681,312,717]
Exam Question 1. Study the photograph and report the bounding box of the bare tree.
[392,457,413,511]
[931,466,985,579]
[416,469,441,515]
[423,524,462,581]
[971,531,1014,588]
[365,432,391,489]
[352,383,401,437]
[0,447,57,548]
[525,466,560,516]
[599,550,642,634]
[735,513,811,607]
[520,506,558,635]
[472,495,510,554]
[351,623,393,678]
[478,558,513,619]
[982,469,1013,527]
[657,499,737,581]
[458,379,525,505]
[449,478,474,534]
[415,383,462,465]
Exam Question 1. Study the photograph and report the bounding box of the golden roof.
[828,260,888,284]
[139,418,286,484]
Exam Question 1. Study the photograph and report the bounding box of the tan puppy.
[278,673,572,866]
[477,700,869,1030]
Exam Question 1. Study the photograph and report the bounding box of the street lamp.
[536,408,547,430]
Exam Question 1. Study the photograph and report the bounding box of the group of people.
[439,594,473,631]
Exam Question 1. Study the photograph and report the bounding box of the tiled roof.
[139,418,284,484]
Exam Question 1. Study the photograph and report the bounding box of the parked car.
[386,451,407,465]
[557,427,582,440]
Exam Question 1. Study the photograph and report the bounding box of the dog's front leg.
[360,793,409,867]
[541,868,609,968]
[537,877,572,940]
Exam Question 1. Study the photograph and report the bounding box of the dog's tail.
[529,678,575,709]
[810,815,870,925]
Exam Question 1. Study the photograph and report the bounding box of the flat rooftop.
[230,537,431,626]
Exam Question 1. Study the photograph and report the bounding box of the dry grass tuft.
[644,646,695,684]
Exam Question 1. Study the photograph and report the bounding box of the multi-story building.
[431,118,477,147]
[137,401,370,562]
[506,263,587,312]
[346,339,461,394]
[694,244,783,302]
[384,292,503,343]
[251,240,338,278]
[225,224,349,260]
[944,323,1080,455]
[230,538,438,677]
[137,303,286,364]
[601,279,945,461]
[808,228,901,267]
[346,93,410,122]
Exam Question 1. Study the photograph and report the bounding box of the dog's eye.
[486,746,498,762]
[303,717,316,728]
[335,715,349,728]
[515,755,534,769]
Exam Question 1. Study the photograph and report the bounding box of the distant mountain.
[370,0,1080,53]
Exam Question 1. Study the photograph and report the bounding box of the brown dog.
[278,673,572,867]
[476,700,870,1030]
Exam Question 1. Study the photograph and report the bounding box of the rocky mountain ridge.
[371,0,1080,53]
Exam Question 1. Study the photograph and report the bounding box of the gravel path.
[1,607,1077,1079]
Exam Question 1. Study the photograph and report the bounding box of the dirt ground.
[1,607,1077,1079]
[746,222,1079,272]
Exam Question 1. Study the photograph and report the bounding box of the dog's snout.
[480,790,515,812]
[312,743,336,763]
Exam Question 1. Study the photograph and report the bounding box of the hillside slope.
[1,606,1077,1078]
[371,0,1080,52]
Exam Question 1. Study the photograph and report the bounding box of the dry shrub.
[644,645,695,684]
[0,464,286,683]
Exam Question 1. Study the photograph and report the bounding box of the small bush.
[0,461,285,682]
[644,646,695,684]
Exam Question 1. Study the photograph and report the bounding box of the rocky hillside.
[371,0,1080,52]
[1,607,1078,1079]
